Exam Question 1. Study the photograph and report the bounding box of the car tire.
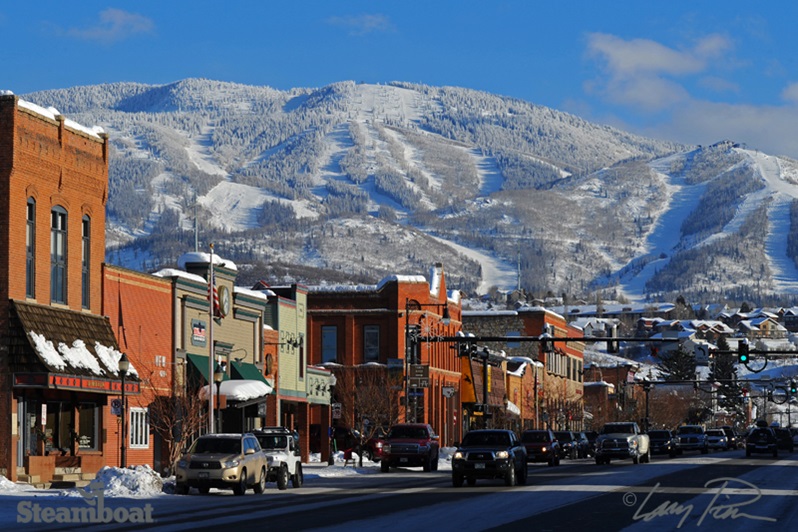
[292,463,303,488]
[632,453,640,465]
[381,460,390,473]
[233,469,247,496]
[432,452,439,471]
[452,473,464,488]
[423,454,433,472]
[175,483,189,495]
[643,450,651,463]
[701,447,708,455]
[518,463,528,485]
[365,448,374,462]
[547,457,555,467]
[277,465,289,490]
[504,463,516,487]
[467,476,477,486]
[746,449,751,457]
[198,486,210,495]
[773,449,778,458]
[254,467,266,494]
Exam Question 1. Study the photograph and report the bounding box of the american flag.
[208,269,221,318]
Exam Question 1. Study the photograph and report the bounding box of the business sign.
[191,319,207,347]
[410,364,429,378]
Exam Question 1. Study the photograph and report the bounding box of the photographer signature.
[626,477,777,528]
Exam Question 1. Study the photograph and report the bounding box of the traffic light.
[738,340,749,364]
[790,380,797,395]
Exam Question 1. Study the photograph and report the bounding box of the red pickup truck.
[380,423,440,472]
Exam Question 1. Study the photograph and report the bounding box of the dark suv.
[554,431,578,459]
[381,423,440,472]
[746,427,778,457]
[452,429,527,487]
[521,429,560,466]
[648,430,676,457]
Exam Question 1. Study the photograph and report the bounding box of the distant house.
[737,317,787,340]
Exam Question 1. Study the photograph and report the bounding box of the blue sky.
[5,2,798,158]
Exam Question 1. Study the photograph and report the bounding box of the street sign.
[410,364,429,378]
[408,390,425,397]
[111,399,122,416]
[332,402,342,419]
[409,377,429,388]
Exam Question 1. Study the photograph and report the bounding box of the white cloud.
[65,8,154,44]
[781,82,798,104]
[326,14,394,36]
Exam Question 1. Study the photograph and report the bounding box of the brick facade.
[0,95,110,481]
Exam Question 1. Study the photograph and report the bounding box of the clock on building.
[219,285,231,317]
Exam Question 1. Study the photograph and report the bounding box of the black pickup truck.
[451,429,528,487]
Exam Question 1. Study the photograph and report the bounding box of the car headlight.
[453,451,464,460]
[383,444,391,454]
[541,446,547,453]
[495,450,509,459]
[222,459,240,468]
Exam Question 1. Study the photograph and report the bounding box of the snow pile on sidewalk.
[0,476,37,493]
[61,466,165,498]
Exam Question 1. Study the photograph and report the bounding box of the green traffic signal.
[738,340,749,364]
[790,380,797,395]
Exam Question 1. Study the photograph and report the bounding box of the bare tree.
[146,370,209,475]
[331,365,403,466]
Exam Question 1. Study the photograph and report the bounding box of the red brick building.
[102,265,174,474]
[0,94,131,483]
[306,264,463,452]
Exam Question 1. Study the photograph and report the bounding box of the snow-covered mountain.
[20,79,798,303]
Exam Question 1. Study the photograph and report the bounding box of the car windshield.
[648,431,670,438]
[521,431,549,443]
[462,432,510,447]
[706,430,723,436]
[191,438,241,454]
[602,424,634,434]
[257,435,288,449]
[678,426,702,434]
[388,426,429,439]
[554,432,573,442]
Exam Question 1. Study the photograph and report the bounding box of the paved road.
[17,450,798,531]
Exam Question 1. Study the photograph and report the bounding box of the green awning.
[231,361,269,384]
[187,353,230,386]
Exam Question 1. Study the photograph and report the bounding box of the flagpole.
[208,243,215,433]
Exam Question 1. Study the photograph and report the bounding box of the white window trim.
[129,407,149,449]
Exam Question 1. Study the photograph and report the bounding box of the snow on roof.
[29,331,137,377]
[9,94,105,139]
[200,379,272,401]
[234,286,272,301]
[153,268,207,284]
[177,251,238,271]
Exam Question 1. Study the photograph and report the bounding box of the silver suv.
[175,433,269,495]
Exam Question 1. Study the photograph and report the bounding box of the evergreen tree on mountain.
[658,344,697,381]
[708,335,745,417]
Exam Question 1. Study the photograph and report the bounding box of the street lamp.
[642,379,652,433]
[118,353,130,468]
[214,363,225,433]
[404,298,452,423]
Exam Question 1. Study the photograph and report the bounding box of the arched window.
[50,206,67,304]
[82,215,90,309]
[26,198,35,298]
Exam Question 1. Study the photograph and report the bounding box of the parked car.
[705,429,728,451]
[520,429,560,466]
[451,429,528,487]
[773,427,794,453]
[554,431,578,459]
[175,433,269,495]
[252,427,303,490]
[746,426,778,457]
[381,423,440,472]
[574,432,591,458]
[791,427,798,448]
[674,425,709,455]
[648,429,676,456]
[584,431,599,456]
[363,428,388,462]
[719,426,740,450]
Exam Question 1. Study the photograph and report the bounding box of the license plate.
[400,457,408,463]
[198,472,209,479]
[475,463,485,469]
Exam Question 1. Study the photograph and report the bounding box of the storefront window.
[45,401,73,455]
[78,403,98,450]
